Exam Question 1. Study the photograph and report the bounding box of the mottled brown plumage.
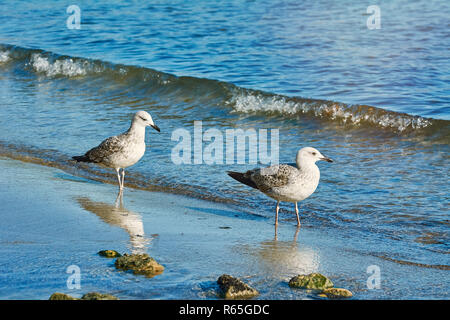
[251,164,300,193]
[81,135,125,164]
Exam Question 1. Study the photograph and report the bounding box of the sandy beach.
[0,157,447,300]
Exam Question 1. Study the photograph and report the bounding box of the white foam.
[226,90,432,131]
[29,53,91,77]
[0,50,10,63]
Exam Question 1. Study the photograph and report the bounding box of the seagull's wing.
[84,135,125,163]
[250,164,299,193]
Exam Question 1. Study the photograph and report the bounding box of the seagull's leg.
[115,168,123,191]
[275,201,280,226]
[121,169,125,190]
[295,202,301,227]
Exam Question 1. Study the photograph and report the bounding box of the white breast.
[110,141,146,169]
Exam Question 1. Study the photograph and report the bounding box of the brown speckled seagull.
[227,147,333,227]
[73,111,160,191]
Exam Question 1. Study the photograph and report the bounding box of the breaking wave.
[226,89,435,132]
[0,43,447,136]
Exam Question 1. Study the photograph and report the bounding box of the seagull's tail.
[227,171,258,189]
[72,155,91,163]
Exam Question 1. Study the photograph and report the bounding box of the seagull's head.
[296,147,333,165]
[134,111,160,132]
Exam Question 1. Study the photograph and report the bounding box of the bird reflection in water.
[76,191,151,253]
[256,226,320,277]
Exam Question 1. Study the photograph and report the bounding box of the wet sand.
[0,157,447,300]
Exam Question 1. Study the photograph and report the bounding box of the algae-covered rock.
[49,293,78,300]
[49,292,118,300]
[289,273,334,290]
[114,253,164,277]
[322,288,353,299]
[98,250,122,258]
[81,292,119,300]
[217,274,259,299]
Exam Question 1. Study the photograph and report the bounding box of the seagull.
[227,147,333,227]
[72,111,160,191]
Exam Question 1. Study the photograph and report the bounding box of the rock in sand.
[217,274,259,299]
[322,288,353,298]
[114,253,164,277]
[98,250,122,258]
[288,273,334,290]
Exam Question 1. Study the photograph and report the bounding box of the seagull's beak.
[320,156,333,163]
[151,124,160,132]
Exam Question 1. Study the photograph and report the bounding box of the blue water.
[1,0,449,119]
[0,0,449,299]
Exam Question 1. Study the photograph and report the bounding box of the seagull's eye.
[312,152,317,156]
[139,116,147,121]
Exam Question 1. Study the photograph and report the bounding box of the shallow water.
[0,0,449,299]
[0,159,447,299]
